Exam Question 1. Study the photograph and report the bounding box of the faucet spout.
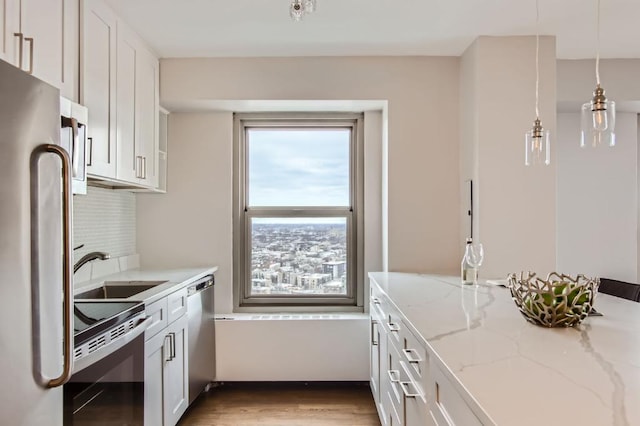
[74,251,110,274]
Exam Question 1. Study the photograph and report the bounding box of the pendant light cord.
[596,0,601,86]
[535,0,540,119]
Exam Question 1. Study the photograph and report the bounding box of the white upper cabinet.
[0,0,20,66]
[82,0,117,179]
[2,0,78,99]
[116,23,138,183]
[82,0,160,189]
[116,23,159,188]
[135,46,159,188]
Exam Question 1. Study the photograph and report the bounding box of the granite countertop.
[75,266,218,305]
[369,272,640,426]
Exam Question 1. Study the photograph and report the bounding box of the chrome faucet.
[74,251,110,274]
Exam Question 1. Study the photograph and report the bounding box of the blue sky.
[248,128,350,207]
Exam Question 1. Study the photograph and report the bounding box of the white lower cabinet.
[370,280,484,426]
[145,296,189,426]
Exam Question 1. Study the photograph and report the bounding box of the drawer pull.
[400,381,420,399]
[403,348,422,363]
[387,369,400,383]
[371,320,378,346]
[388,322,400,332]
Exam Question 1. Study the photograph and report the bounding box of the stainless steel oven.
[64,301,150,425]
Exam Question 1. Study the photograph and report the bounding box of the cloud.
[247,129,351,206]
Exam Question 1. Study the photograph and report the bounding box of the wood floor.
[178,382,381,426]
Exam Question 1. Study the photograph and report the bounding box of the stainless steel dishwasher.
[187,274,215,404]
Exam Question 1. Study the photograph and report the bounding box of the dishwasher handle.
[187,275,215,296]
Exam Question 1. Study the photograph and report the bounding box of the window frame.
[233,113,364,310]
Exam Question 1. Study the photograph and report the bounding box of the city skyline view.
[250,221,348,296]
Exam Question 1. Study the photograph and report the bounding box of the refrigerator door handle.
[32,144,74,388]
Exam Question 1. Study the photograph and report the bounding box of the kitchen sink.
[75,281,167,299]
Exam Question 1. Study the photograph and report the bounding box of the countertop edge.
[369,272,498,426]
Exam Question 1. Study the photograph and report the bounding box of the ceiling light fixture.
[290,0,317,22]
[581,0,615,148]
[525,0,550,166]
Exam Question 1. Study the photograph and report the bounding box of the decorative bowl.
[507,272,599,328]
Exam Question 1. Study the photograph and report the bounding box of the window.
[234,113,364,308]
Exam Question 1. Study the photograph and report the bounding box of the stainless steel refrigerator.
[0,59,73,424]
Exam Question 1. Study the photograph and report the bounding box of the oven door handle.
[73,317,152,374]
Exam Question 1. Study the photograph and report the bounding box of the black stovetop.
[74,301,145,347]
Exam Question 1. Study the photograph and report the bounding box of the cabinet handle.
[388,322,400,333]
[86,137,93,166]
[169,332,176,360]
[399,381,420,399]
[387,370,400,383]
[13,33,24,68]
[164,335,172,362]
[402,348,422,364]
[135,155,141,178]
[24,37,34,74]
[372,297,381,305]
[142,156,147,179]
[371,319,378,346]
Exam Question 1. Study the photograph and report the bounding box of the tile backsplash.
[73,186,136,264]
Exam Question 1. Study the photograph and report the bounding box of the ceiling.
[105,0,640,59]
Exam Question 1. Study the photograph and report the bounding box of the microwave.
[60,97,88,195]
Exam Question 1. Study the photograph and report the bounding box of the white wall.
[460,37,557,278]
[556,113,638,282]
[216,315,369,381]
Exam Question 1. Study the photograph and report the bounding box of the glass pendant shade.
[525,119,550,166]
[580,87,616,147]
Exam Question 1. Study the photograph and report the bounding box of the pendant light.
[581,0,616,148]
[525,0,550,166]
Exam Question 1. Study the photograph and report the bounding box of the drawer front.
[400,322,430,390]
[370,285,387,321]
[386,307,403,349]
[400,361,433,426]
[387,338,405,422]
[430,364,482,426]
[167,287,188,324]
[144,297,168,340]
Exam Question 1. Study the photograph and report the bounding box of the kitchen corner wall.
[460,36,557,278]
[73,186,136,263]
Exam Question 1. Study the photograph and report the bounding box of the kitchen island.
[369,272,640,426]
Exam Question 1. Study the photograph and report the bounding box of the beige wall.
[160,56,462,279]
[460,37,557,278]
[558,59,640,103]
[137,112,234,312]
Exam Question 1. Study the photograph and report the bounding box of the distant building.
[322,261,346,280]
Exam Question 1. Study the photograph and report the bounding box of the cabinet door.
[81,0,117,178]
[144,330,166,426]
[115,22,138,183]
[135,45,159,188]
[164,314,189,426]
[20,0,63,88]
[0,0,20,66]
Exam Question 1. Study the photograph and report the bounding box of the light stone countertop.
[369,272,640,426]
[75,266,218,305]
